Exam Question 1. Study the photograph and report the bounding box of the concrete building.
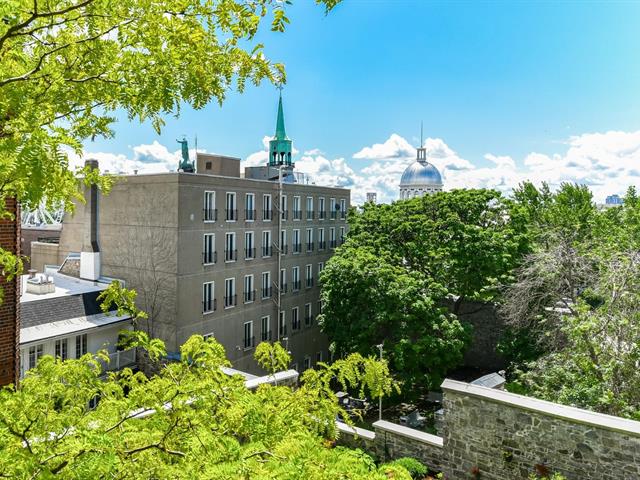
[32,94,350,374]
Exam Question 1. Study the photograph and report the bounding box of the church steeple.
[269,90,293,167]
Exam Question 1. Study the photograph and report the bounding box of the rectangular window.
[244,274,254,303]
[303,356,311,370]
[340,198,346,219]
[75,334,87,359]
[243,321,254,349]
[340,226,346,245]
[224,278,236,308]
[263,194,272,221]
[292,307,300,330]
[318,228,325,250]
[316,351,323,363]
[226,192,237,221]
[305,302,312,326]
[261,315,271,341]
[306,228,313,251]
[245,231,255,259]
[306,196,314,220]
[203,233,216,264]
[225,232,237,262]
[262,230,272,257]
[293,196,301,220]
[261,271,271,299]
[318,262,324,284]
[319,197,326,220]
[280,229,288,254]
[281,194,288,220]
[29,344,44,369]
[292,266,300,291]
[330,227,336,248]
[55,338,68,360]
[203,332,215,341]
[203,281,215,313]
[330,198,336,219]
[305,264,313,288]
[317,300,323,315]
[279,311,286,336]
[204,191,216,222]
[280,268,287,293]
[245,193,255,221]
[293,229,301,253]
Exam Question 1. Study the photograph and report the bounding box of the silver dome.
[399,161,443,187]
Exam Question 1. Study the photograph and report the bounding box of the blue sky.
[81,1,640,203]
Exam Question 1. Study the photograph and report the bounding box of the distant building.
[399,144,443,200]
[31,93,349,374]
[366,192,377,203]
[605,194,623,205]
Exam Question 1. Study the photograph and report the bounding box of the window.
[225,192,237,221]
[293,196,301,220]
[340,199,346,219]
[279,311,287,336]
[280,268,287,293]
[224,278,236,308]
[55,338,68,360]
[330,227,336,248]
[204,191,216,222]
[75,334,87,359]
[303,356,311,370]
[29,344,44,369]
[203,281,215,313]
[306,196,314,220]
[305,302,312,326]
[203,233,216,264]
[316,351,323,363]
[317,300,323,315]
[319,197,326,220]
[262,230,272,257]
[261,271,271,299]
[293,229,301,253]
[243,321,254,349]
[330,198,336,219]
[280,229,288,254]
[292,307,300,330]
[318,228,325,250]
[263,194,272,221]
[261,315,271,341]
[245,193,255,221]
[292,266,300,291]
[245,231,255,259]
[225,232,237,262]
[305,264,313,288]
[340,226,346,245]
[306,228,313,251]
[244,274,254,303]
[281,194,288,220]
[318,262,324,283]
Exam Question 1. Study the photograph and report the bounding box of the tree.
[319,190,527,392]
[0,332,408,479]
[0,0,339,276]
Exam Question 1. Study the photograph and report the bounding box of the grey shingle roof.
[21,291,109,328]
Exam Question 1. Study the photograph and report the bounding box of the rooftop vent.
[26,273,55,295]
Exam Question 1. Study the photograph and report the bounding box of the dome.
[399,161,443,187]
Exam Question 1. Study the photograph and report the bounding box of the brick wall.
[0,198,20,386]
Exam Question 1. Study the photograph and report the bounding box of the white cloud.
[352,133,415,160]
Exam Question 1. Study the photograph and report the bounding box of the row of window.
[203,228,345,264]
[202,263,324,313]
[25,334,87,370]
[204,191,347,223]
[205,303,322,352]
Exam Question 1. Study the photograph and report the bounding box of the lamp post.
[377,343,384,421]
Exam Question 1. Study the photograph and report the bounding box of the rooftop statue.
[177,137,194,172]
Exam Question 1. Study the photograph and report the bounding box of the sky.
[77,1,640,204]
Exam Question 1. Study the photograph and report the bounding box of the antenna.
[420,121,423,147]
[195,134,198,153]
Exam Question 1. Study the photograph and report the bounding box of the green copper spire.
[269,90,293,167]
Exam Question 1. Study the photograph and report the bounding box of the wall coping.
[336,421,376,441]
[373,420,444,448]
[442,379,640,437]
[244,369,299,389]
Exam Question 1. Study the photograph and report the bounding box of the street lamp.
[376,343,384,421]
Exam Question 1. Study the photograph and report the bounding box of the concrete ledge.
[442,378,640,437]
[336,421,376,441]
[244,369,299,389]
[373,420,444,448]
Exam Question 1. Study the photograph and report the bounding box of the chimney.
[80,159,101,281]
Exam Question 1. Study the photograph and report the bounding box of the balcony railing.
[244,247,255,260]
[203,208,218,222]
[280,283,288,294]
[306,243,314,252]
[292,318,301,331]
[292,280,301,292]
[279,324,287,336]
[281,210,289,220]
[261,330,272,342]
[318,240,326,250]
[262,286,272,299]
[305,315,314,326]
[203,250,217,265]
[245,209,255,221]
[244,289,256,303]
[330,240,337,249]
[243,336,255,350]
[225,249,237,262]
[293,210,302,220]
[330,211,337,220]
[341,211,346,219]
[263,208,273,221]
[203,298,217,313]
[318,210,326,220]
[224,294,237,308]
[279,244,288,255]
[306,278,314,288]
[262,246,272,257]
[293,243,301,254]
[226,208,237,221]
[98,347,137,372]
[306,211,314,220]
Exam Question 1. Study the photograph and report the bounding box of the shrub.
[389,457,428,478]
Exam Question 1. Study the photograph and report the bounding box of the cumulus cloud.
[352,133,415,160]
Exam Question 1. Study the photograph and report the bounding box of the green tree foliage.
[0,334,409,479]
[320,189,528,391]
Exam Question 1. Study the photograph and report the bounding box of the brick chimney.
[0,198,20,386]
[80,159,101,281]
